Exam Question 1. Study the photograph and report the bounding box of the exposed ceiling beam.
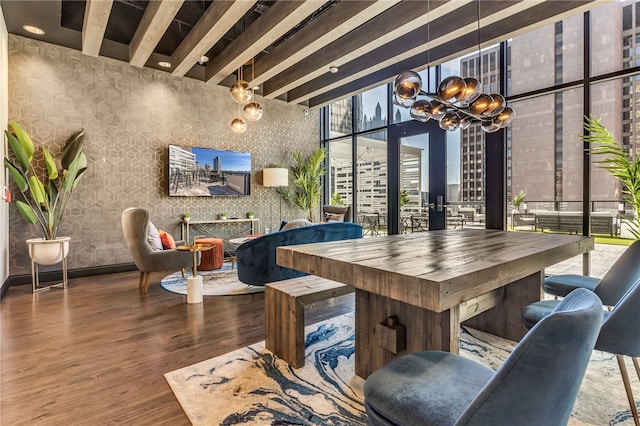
[171,0,257,77]
[129,0,184,68]
[205,0,324,85]
[249,0,401,88]
[307,0,599,108]
[287,0,538,104]
[262,0,468,100]
[82,0,114,57]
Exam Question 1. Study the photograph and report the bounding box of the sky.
[191,147,251,171]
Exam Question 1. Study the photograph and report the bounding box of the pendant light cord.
[477,0,481,80]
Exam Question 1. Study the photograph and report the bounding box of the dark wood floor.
[0,269,355,425]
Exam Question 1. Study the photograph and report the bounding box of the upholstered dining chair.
[364,289,603,426]
[544,239,640,306]
[522,280,640,425]
[121,207,194,294]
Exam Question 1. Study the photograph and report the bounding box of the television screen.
[169,145,251,196]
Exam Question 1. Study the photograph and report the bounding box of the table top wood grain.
[277,229,594,312]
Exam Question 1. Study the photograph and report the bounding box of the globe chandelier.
[230,58,263,134]
[393,71,516,132]
[392,0,515,133]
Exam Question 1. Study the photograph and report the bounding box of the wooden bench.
[265,275,354,368]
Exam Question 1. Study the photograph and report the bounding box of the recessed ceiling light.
[158,61,172,68]
[23,25,45,35]
[329,66,339,74]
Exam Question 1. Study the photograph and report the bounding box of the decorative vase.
[26,237,71,266]
[221,215,228,220]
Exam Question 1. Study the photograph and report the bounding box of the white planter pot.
[26,237,70,266]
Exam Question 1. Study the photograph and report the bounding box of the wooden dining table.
[276,229,593,378]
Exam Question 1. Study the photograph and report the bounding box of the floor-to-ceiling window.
[321,0,640,252]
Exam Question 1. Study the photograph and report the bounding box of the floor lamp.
[263,168,289,232]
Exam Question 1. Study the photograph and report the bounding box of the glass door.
[387,120,446,234]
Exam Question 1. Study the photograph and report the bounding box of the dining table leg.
[463,271,544,342]
[354,289,461,379]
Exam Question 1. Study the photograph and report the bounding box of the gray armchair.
[121,207,194,294]
[364,289,603,426]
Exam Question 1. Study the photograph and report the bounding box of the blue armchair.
[543,240,640,306]
[236,222,363,286]
[522,279,640,425]
[364,289,603,426]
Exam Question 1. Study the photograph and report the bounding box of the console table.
[181,218,259,243]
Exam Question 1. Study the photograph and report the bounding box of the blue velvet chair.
[236,222,363,286]
[522,279,640,425]
[364,289,603,426]
[544,240,640,306]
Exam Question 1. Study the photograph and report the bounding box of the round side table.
[176,243,214,304]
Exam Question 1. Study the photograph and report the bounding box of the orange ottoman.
[194,238,224,270]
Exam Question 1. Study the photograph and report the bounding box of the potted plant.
[4,121,86,265]
[279,147,327,222]
[247,211,254,219]
[330,192,345,206]
[512,190,526,213]
[583,116,640,239]
[183,213,191,222]
[400,189,410,210]
[220,212,228,220]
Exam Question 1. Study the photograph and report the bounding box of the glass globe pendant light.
[231,117,247,134]
[394,71,422,100]
[458,78,482,104]
[243,101,263,121]
[439,111,460,131]
[409,100,432,122]
[230,62,254,104]
[437,76,466,103]
[230,80,253,104]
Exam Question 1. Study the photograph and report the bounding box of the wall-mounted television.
[168,145,251,197]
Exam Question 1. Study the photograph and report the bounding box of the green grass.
[593,236,635,246]
[510,227,635,246]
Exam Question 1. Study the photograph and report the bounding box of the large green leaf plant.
[582,115,640,239]
[4,121,87,240]
[279,147,327,222]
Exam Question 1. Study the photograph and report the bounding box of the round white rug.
[160,263,264,296]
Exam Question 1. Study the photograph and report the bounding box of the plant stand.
[27,238,69,293]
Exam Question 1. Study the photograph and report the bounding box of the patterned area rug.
[165,313,637,425]
[159,263,264,296]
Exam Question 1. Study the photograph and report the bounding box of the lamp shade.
[263,168,288,187]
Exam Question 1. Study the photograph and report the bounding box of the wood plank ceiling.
[1,0,603,109]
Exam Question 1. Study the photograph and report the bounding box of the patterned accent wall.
[7,35,319,275]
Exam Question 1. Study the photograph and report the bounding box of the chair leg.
[138,271,145,291]
[616,354,640,426]
[181,268,185,278]
[633,357,640,383]
[142,272,152,294]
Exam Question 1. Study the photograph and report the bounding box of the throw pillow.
[324,212,345,222]
[158,229,176,249]
[147,221,164,252]
[281,219,313,231]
